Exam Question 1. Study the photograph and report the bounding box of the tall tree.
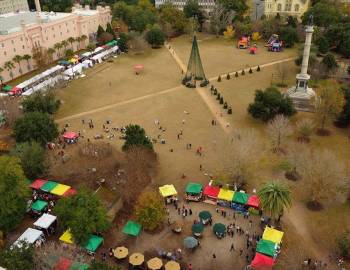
[183,0,205,31]
[267,114,293,152]
[13,55,23,74]
[54,189,110,245]
[135,189,166,231]
[315,80,344,134]
[335,85,350,127]
[159,3,188,36]
[86,43,96,53]
[67,37,76,50]
[122,124,153,151]
[80,35,88,49]
[22,54,32,71]
[22,90,61,115]
[54,43,63,58]
[4,61,15,80]
[61,40,69,51]
[217,0,248,19]
[0,241,34,270]
[0,156,29,233]
[258,181,292,222]
[106,23,116,39]
[14,112,59,145]
[145,25,165,48]
[97,25,105,39]
[47,48,56,63]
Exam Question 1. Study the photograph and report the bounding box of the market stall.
[213,223,226,239]
[12,228,45,248]
[62,132,79,144]
[30,179,48,190]
[113,246,128,259]
[84,235,103,255]
[217,188,235,207]
[191,223,204,237]
[33,213,57,235]
[247,195,261,215]
[198,210,212,225]
[185,182,203,201]
[251,252,275,269]
[262,227,284,244]
[62,188,77,197]
[159,184,177,204]
[232,191,249,212]
[203,185,220,204]
[40,180,59,193]
[147,257,163,270]
[31,200,48,216]
[183,236,198,249]
[129,253,144,268]
[164,260,180,270]
[122,220,141,237]
[50,184,71,197]
[256,239,278,258]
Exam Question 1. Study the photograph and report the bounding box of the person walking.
[230,243,235,252]
[212,254,216,259]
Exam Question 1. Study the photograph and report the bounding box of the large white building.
[0,0,29,14]
[0,1,111,82]
[155,0,215,14]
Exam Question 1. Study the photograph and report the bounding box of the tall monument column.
[286,16,316,112]
[35,0,41,12]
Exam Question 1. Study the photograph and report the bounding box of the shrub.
[213,88,218,95]
[249,68,253,74]
[223,102,228,109]
[145,25,166,48]
[337,230,350,260]
[321,54,338,72]
[211,85,214,91]
[257,66,261,71]
[316,36,329,54]
[241,70,245,75]
[280,26,299,48]
[235,72,239,77]
[218,75,221,82]
[220,97,224,104]
[227,73,230,80]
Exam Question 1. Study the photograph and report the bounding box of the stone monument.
[286,15,316,112]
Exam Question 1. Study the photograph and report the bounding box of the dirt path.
[165,43,330,263]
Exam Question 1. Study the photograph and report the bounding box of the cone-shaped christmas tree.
[182,35,208,88]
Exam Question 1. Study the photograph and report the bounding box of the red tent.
[63,132,78,140]
[9,87,21,95]
[54,257,72,270]
[30,179,48,190]
[247,195,260,208]
[203,185,220,198]
[251,253,274,269]
[62,188,77,197]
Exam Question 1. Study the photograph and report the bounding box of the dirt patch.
[306,201,324,211]
[316,128,331,136]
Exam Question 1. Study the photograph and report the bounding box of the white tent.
[81,51,92,58]
[12,228,44,248]
[94,47,103,54]
[33,213,57,230]
[63,63,83,77]
[82,59,93,69]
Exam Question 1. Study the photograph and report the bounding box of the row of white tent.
[12,213,57,248]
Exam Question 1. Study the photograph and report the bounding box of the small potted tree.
[220,97,224,104]
[227,73,230,80]
[241,70,245,75]
[218,75,221,82]
[257,66,261,72]
[214,88,218,95]
[223,102,228,109]
[228,106,232,114]
[249,68,253,74]
[217,93,221,100]
[235,72,239,77]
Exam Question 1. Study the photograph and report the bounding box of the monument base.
[286,86,316,112]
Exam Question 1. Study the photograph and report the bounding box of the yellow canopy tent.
[69,58,78,64]
[159,185,177,198]
[217,189,235,201]
[50,184,71,196]
[262,227,284,244]
[59,230,74,244]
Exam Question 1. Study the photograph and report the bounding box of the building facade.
[155,0,215,14]
[0,0,29,14]
[252,0,310,20]
[0,3,111,82]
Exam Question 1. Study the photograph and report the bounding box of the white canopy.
[17,65,64,89]
[94,47,103,53]
[33,213,56,229]
[82,59,93,69]
[22,75,62,96]
[12,228,43,248]
[81,51,92,58]
[63,63,83,77]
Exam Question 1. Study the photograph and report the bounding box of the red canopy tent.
[203,185,220,198]
[9,87,22,95]
[30,179,48,190]
[54,257,73,270]
[251,253,274,269]
[247,195,260,208]
[63,132,78,140]
[62,188,77,197]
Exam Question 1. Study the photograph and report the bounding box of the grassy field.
[52,34,350,269]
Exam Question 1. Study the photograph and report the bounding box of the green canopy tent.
[84,235,103,253]
[256,239,277,257]
[213,223,226,238]
[40,181,59,193]
[122,221,141,237]
[2,85,12,92]
[70,262,89,270]
[198,210,212,224]
[31,200,48,212]
[191,223,204,236]
[106,40,117,47]
[233,192,249,205]
[186,182,203,201]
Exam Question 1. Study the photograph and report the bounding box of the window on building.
[277,3,282,11]
[11,40,14,44]
[4,51,6,56]
[1,43,4,47]
[285,3,291,11]
[22,45,25,49]
[295,4,299,11]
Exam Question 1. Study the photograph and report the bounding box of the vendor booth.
[159,184,177,204]
[164,261,180,270]
[191,223,204,237]
[30,179,48,190]
[203,185,220,204]
[217,188,235,207]
[256,239,278,257]
[147,257,163,270]
[63,132,79,144]
[262,227,284,244]
[33,213,57,235]
[12,228,45,248]
[129,253,144,268]
[251,252,275,269]
[113,246,128,259]
[122,220,141,237]
[247,195,261,215]
[185,182,203,201]
[31,200,48,216]
[63,63,83,78]
[50,184,71,197]
[198,210,212,225]
[40,180,59,193]
[213,223,226,239]
[232,191,249,213]
[59,230,103,254]
[183,236,198,249]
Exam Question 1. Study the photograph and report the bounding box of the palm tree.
[0,67,4,88]
[67,37,75,50]
[258,181,292,223]
[54,43,63,58]
[22,54,32,71]
[12,55,23,74]
[75,36,82,50]
[61,40,69,51]
[80,35,88,49]
[47,48,56,63]
[4,61,15,80]
[86,43,96,54]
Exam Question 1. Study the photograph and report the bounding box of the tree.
[296,118,314,142]
[135,189,166,231]
[258,181,292,222]
[321,54,338,73]
[32,47,49,68]
[338,230,350,260]
[284,142,308,181]
[14,112,59,145]
[22,54,32,71]
[315,36,329,54]
[183,0,205,31]
[302,2,342,27]
[286,16,297,28]
[54,189,110,245]
[98,32,114,46]
[217,0,248,19]
[80,35,88,49]
[21,90,61,114]
[248,87,296,122]
[210,4,234,37]
[67,37,76,50]
[275,62,289,86]
[315,80,344,134]
[86,43,96,53]
[127,32,148,54]
[13,55,23,74]
[54,42,63,58]
[4,61,15,80]
[145,25,165,48]
[106,22,116,39]
[0,97,22,127]
[159,3,187,36]
[118,33,128,52]
[300,149,345,209]
[11,142,47,179]
[335,85,350,127]
[0,241,34,270]
[279,26,298,48]
[0,156,29,233]
[267,114,293,152]
[47,48,56,63]
[122,124,153,151]
[61,40,69,52]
